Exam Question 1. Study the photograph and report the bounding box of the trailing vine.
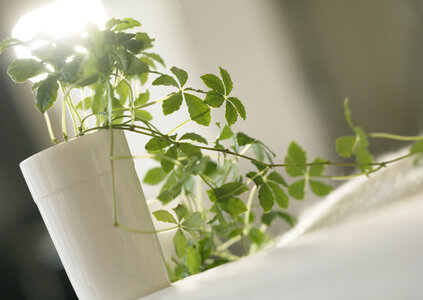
[1,17,423,281]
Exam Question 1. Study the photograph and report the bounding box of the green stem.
[44,112,58,144]
[112,154,182,167]
[199,174,216,189]
[81,125,422,174]
[130,95,169,111]
[244,185,257,225]
[317,165,384,180]
[104,77,118,226]
[214,252,240,261]
[67,97,81,134]
[216,226,251,252]
[167,118,192,135]
[80,89,87,131]
[61,94,68,141]
[61,84,82,136]
[369,132,423,141]
[117,223,178,234]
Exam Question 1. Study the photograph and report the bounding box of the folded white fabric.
[278,147,423,247]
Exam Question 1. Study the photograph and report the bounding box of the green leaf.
[135,32,154,50]
[161,146,178,173]
[411,140,423,153]
[59,55,84,83]
[32,44,55,61]
[135,90,150,106]
[184,228,200,247]
[144,52,165,68]
[184,93,211,126]
[140,56,156,69]
[252,143,265,161]
[246,171,265,186]
[139,73,148,85]
[202,157,218,176]
[225,101,238,126]
[7,59,46,83]
[113,18,141,31]
[170,66,188,87]
[200,74,225,95]
[182,212,202,228]
[309,157,327,177]
[162,92,183,115]
[143,167,167,185]
[220,197,247,216]
[179,143,202,160]
[111,96,124,110]
[204,91,225,108]
[249,228,267,245]
[92,80,106,114]
[115,32,134,43]
[212,182,249,202]
[31,80,43,91]
[75,97,92,111]
[158,172,182,204]
[152,74,179,87]
[145,137,171,151]
[35,75,59,113]
[123,39,144,54]
[220,125,233,140]
[105,18,122,30]
[335,136,356,158]
[355,144,373,172]
[180,132,208,145]
[174,229,187,258]
[343,98,354,130]
[126,56,149,76]
[186,247,201,275]
[228,97,246,120]
[309,180,333,196]
[258,183,274,213]
[285,141,307,177]
[262,211,297,227]
[116,80,130,104]
[267,182,288,209]
[237,132,255,146]
[219,67,233,95]
[135,110,152,122]
[267,171,287,187]
[0,37,22,53]
[173,204,187,222]
[153,210,177,224]
[288,179,306,200]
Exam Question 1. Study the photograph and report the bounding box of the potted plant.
[2,17,423,300]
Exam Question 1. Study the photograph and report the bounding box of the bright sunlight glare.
[12,0,107,59]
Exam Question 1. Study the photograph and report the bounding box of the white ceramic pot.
[20,129,170,300]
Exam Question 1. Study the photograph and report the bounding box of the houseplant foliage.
[2,17,423,282]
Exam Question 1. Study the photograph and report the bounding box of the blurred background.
[1,0,423,298]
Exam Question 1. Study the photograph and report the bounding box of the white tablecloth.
[142,192,423,300]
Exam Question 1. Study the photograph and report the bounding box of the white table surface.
[141,191,423,300]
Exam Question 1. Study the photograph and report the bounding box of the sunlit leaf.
[219,67,233,95]
[288,179,306,200]
[153,209,177,224]
[171,66,188,87]
[144,167,167,185]
[258,183,274,213]
[200,74,225,95]
[184,93,211,126]
[285,141,307,177]
[174,229,187,258]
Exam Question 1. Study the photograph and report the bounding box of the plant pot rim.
[20,129,115,167]
[19,129,128,203]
